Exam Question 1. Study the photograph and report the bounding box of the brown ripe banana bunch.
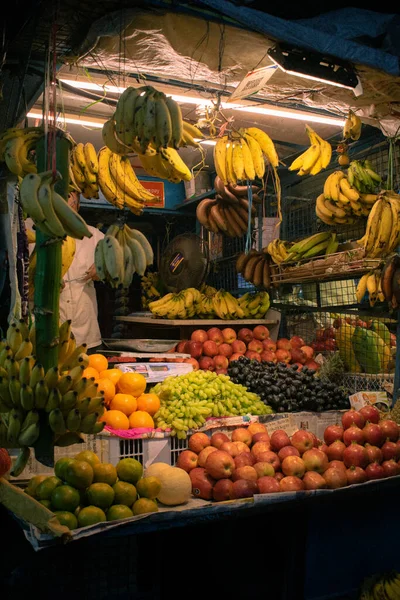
[234,251,271,289]
[196,193,255,237]
[289,125,332,177]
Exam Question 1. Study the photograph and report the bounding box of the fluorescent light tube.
[27,111,104,128]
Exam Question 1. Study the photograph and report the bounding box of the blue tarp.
[196,1,400,76]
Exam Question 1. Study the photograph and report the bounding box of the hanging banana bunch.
[69,142,99,198]
[0,127,43,177]
[343,109,362,141]
[356,269,384,306]
[288,125,332,176]
[357,191,400,259]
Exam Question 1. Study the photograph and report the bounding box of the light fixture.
[58,78,345,127]
[267,43,360,92]
[27,111,104,128]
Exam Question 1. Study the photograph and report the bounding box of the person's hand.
[82,263,100,282]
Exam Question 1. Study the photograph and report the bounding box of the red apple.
[302,448,328,474]
[328,460,346,472]
[343,426,365,446]
[290,336,305,349]
[231,479,258,499]
[303,471,327,490]
[277,338,291,351]
[379,420,400,442]
[197,446,218,468]
[247,422,268,437]
[198,356,215,371]
[245,351,261,362]
[363,423,384,447]
[365,444,383,464]
[189,432,210,454]
[290,348,307,364]
[214,355,229,370]
[251,441,273,461]
[359,405,380,424]
[291,430,315,454]
[248,339,264,353]
[257,476,280,494]
[263,339,276,352]
[324,425,344,445]
[184,340,203,359]
[323,467,348,489]
[220,441,241,458]
[176,450,198,472]
[256,450,280,471]
[238,328,253,344]
[275,349,291,364]
[278,446,300,461]
[279,476,304,492]
[176,340,188,353]
[212,478,234,501]
[232,441,251,455]
[222,328,237,344]
[281,455,306,478]
[205,450,235,480]
[319,444,329,454]
[341,409,365,430]
[210,432,230,449]
[326,440,346,461]
[251,431,270,445]
[346,466,367,485]
[232,465,258,483]
[234,452,256,469]
[207,327,224,345]
[189,467,215,500]
[230,353,244,363]
[253,462,275,478]
[203,340,219,358]
[311,433,321,448]
[253,325,270,341]
[231,428,252,446]
[183,358,199,370]
[260,351,277,363]
[270,429,291,452]
[300,346,314,360]
[191,329,208,343]
[231,340,247,355]
[219,343,233,358]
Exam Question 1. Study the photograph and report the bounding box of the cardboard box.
[349,391,391,414]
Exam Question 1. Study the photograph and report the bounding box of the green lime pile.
[25,451,160,530]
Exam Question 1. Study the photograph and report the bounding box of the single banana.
[165,96,183,150]
[213,136,229,184]
[49,408,67,435]
[51,191,93,240]
[154,91,172,149]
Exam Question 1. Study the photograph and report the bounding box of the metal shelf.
[174,189,215,210]
[114,316,278,325]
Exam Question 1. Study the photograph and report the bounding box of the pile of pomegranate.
[175,407,400,501]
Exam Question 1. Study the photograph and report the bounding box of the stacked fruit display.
[152,370,272,439]
[94,223,154,289]
[334,319,392,374]
[288,125,332,176]
[227,356,349,413]
[175,408,400,502]
[148,288,270,320]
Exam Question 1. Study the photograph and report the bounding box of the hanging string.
[245,179,253,254]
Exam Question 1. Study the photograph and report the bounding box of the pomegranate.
[382,460,400,478]
[323,467,347,489]
[359,405,380,424]
[343,443,368,468]
[363,423,384,447]
[341,409,365,430]
[346,466,367,485]
[324,425,344,445]
[365,444,383,464]
[326,440,346,461]
[365,462,385,480]
[328,460,346,472]
[381,440,400,461]
[343,426,365,446]
[379,420,400,443]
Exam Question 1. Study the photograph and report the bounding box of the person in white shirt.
[59,191,105,352]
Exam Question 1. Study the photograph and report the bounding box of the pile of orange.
[82,355,160,431]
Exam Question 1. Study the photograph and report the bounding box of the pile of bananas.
[69,142,99,198]
[282,232,339,264]
[356,269,384,306]
[359,570,400,600]
[141,272,162,310]
[94,223,153,290]
[235,250,271,288]
[196,180,256,237]
[265,239,294,265]
[348,159,381,194]
[357,190,400,258]
[28,235,76,301]
[213,127,279,185]
[20,171,92,240]
[137,146,192,184]
[237,291,270,318]
[0,127,43,177]
[0,319,106,472]
[343,109,362,141]
[97,146,156,215]
[380,254,400,311]
[288,125,332,176]
[318,170,377,225]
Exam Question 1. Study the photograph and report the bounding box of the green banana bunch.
[282,232,337,263]
[347,159,381,194]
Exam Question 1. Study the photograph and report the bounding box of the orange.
[88,354,108,374]
[83,367,100,381]
[77,506,106,527]
[110,393,137,416]
[117,372,146,397]
[128,411,154,429]
[136,393,160,416]
[100,410,130,430]
[99,368,122,386]
[96,379,116,405]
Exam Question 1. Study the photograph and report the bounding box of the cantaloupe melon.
[144,462,172,480]
[157,466,192,506]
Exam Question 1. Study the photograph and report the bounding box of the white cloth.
[60,225,104,348]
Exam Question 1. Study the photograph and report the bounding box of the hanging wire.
[245,179,253,254]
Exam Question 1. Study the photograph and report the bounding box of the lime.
[93,463,118,486]
[106,505,133,521]
[51,485,80,512]
[25,475,48,498]
[116,458,143,484]
[74,450,100,470]
[36,476,62,500]
[77,506,106,528]
[64,460,94,490]
[136,477,161,500]
[38,499,52,509]
[54,511,78,530]
[112,481,137,506]
[132,498,158,516]
[86,483,115,509]
[54,457,76,481]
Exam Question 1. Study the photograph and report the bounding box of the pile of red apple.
[175,407,400,502]
[172,326,319,374]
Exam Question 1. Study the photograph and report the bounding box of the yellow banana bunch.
[141,271,162,309]
[265,239,292,264]
[289,125,332,176]
[356,269,384,306]
[0,127,43,177]
[19,171,92,240]
[137,147,192,184]
[237,291,270,318]
[357,191,400,259]
[70,142,99,198]
[343,109,362,141]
